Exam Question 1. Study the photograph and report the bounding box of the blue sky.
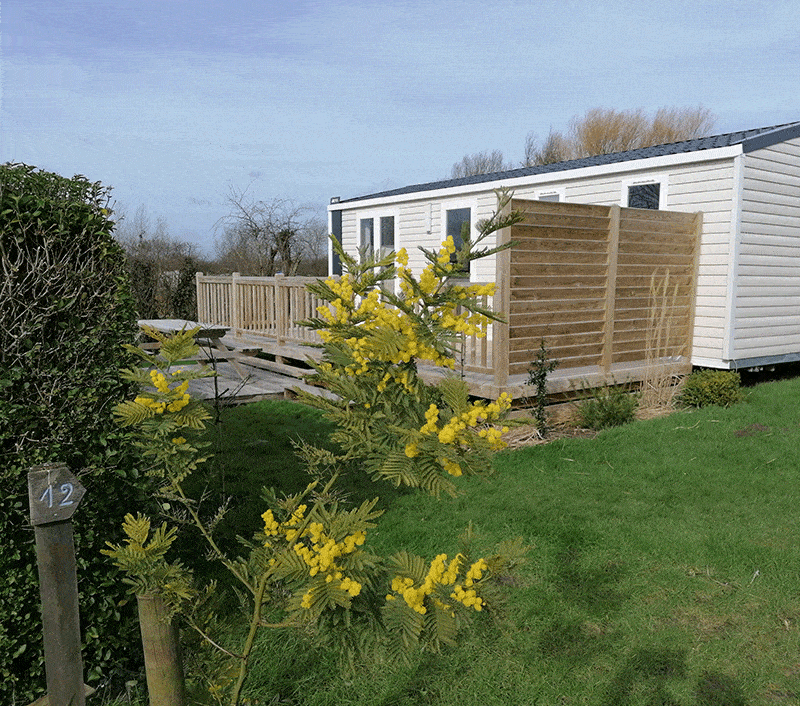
[2,0,799,254]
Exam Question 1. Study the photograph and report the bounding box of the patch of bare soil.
[503,421,598,449]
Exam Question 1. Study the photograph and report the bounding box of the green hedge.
[0,164,153,701]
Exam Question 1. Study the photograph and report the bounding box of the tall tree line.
[451,105,717,178]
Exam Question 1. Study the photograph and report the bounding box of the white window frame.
[357,209,397,262]
[620,176,668,210]
[441,198,476,278]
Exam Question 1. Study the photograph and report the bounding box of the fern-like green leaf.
[121,512,151,545]
[113,399,154,427]
[437,376,470,416]
[387,551,428,583]
[376,452,420,489]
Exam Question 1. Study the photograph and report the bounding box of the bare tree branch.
[450,150,511,179]
[214,186,327,276]
[522,106,716,167]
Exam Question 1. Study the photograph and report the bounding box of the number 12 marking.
[39,483,75,509]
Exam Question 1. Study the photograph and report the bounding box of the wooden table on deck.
[137,319,249,380]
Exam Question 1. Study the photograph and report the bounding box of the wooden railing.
[196,273,326,346]
[195,273,497,374]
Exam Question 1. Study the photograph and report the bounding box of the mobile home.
[329,122,800,373]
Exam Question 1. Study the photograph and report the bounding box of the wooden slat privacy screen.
[500,199,701,378]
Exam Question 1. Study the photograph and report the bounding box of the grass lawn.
[179,377,800,705]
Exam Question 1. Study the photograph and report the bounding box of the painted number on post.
[39,483,76,509]
[28,464,86,526]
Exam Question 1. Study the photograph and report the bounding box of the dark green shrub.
[128,257,159,319]
[576,384,639,430]
[0,163,151,701]
[171,256,198,320]
[679,369,742,408]
[526,340,558,436]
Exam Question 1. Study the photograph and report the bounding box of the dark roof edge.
[742,123,800,153]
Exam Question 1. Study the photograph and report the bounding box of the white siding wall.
[664,161,736,363]
[734,137,800,360]
[341,210,358,256]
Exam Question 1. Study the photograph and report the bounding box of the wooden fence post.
[493,217,512,393]
[230,272,240,334]
[136,594,186,706]
[28,463,88,706]
[601,205,620,376]
[195,272,204,322]
[275,273,286,345]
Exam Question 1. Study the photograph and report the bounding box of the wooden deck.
[195,199,702,400]
[186,332,687,405]
[184,360,328,404]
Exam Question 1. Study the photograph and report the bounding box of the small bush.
[576,385,639,430]
[679,369,742,408]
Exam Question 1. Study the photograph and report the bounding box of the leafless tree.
[522,128,571,167]
[214,186,327,276]
[115,204,198,266]
[522,106,716,166]
[450,149,511,178]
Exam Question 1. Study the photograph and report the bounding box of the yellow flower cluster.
[438,303,493,339]
[261,505,366,609]
[436,236,457,265]
[377,368,414,393]
[440,458,462,477]
[420,393,511,452]
[386,554,488,614]
[134,370,191,414]
[318,271,457,371]
[387,553,460,614]
[316,245,501,373]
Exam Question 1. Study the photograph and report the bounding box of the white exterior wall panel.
[663,161,736,363]
[341,211,358,255]
[734,138,800,360]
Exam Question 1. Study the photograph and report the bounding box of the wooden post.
[275,273,286,344]
[493,212,512,394]
[601,205,621,376]
[230,272,240,334]
[28,462,87,706]
[195,272,204,323]
[136,594,186,706]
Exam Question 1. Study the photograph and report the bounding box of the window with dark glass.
[359,218,374,255]
[627,183,660,210]
[380,216,394,251]
[446,207,471,272]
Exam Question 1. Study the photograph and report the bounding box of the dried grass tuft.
[640,270,685,413]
